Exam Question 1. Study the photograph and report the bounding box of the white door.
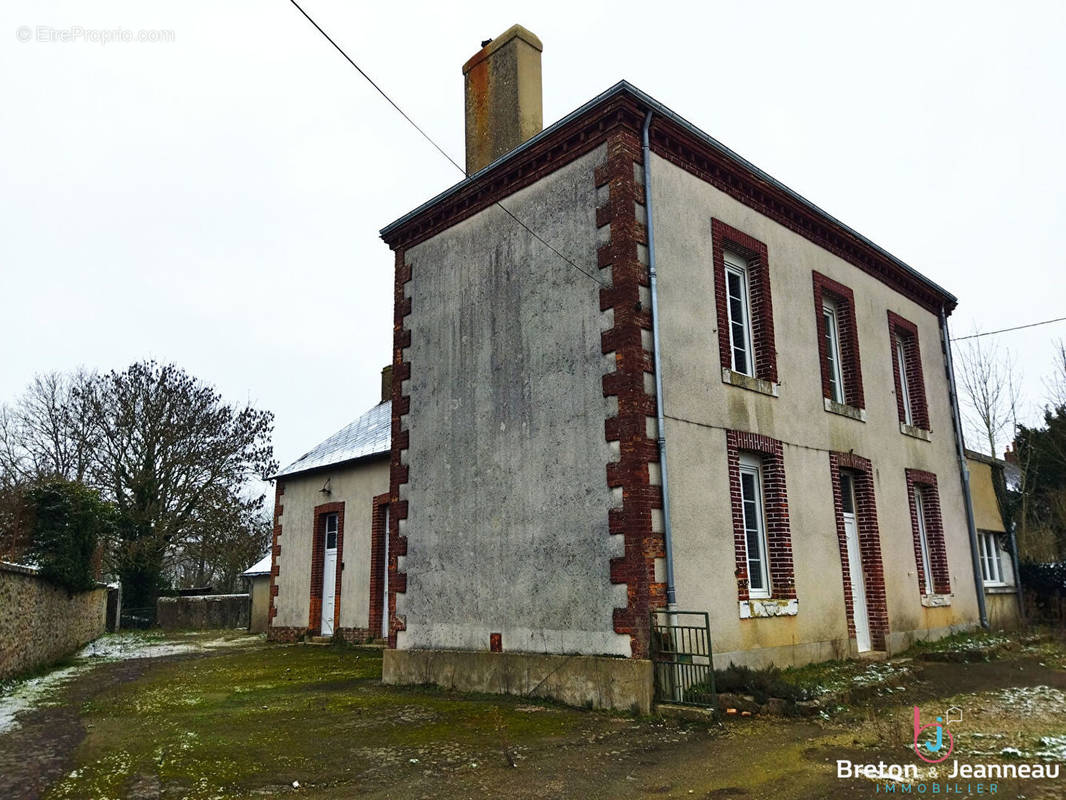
[381,505,390,639]
[841,473,871,653]
[321,513,338,637]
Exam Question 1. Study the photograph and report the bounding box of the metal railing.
[650,609,717,709]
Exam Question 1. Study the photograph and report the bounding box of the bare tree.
[1045,339,1066,409]
[954,333,1021,458]
[0,370,96,485]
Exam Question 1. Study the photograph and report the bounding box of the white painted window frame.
[325,512,339,551]
[823,299,846,404]
[724,251,756,378]
[914,490,934,594]
[896,336,914,426]
[739,452,771,599]
[978,530,1004,585]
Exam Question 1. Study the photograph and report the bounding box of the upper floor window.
[812,272,865,412]
[725,252,755,376]
[888,311,929,432]
[823,300,845,404]
[712,220,778,389]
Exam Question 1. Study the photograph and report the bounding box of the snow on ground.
[0,631,260,735]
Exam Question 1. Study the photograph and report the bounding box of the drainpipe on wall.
[939,306,990,629]
[641,110,677,611]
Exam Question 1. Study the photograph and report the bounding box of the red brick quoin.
[596,128,666,659]
[828,452,889,650]
[725,431,795,602]
[813,272,865,410]
[906,469,950,595]
[888,311,929,430]
[711,219,778,384]
[387,248,412,649]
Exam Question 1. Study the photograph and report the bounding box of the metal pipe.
[939,306,989,628]
[642,110,677,610]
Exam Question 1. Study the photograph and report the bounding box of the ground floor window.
[978,530,1005,585]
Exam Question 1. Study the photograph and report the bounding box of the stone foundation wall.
[0,561,107,680]
[383,648,654,714]
[157,594,250,630]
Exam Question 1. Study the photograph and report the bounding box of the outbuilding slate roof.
[273,400,391,479]
[240,554,273,577]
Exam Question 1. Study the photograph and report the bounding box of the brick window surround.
[712,219,778,384]
[726,431,795,601]
[828,452,889,650]
[905,469,950,595]
[813,272,865,410]
[308,501,345,635]
[888,311,930,430]
[367,494,389,639]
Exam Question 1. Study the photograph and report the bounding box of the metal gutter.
[380,80,956,307]
[939,306,989,629]
[642,110,677,609]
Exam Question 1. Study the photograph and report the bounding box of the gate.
[650,609,717,709]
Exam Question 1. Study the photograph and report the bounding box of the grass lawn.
[0,630,1063,799]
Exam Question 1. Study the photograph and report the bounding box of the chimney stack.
[381,364,393,404]
[462,25,543,175]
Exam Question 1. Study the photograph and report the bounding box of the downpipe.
[939,306,990,629]
[642,110,677,613]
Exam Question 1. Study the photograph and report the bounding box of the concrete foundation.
[383,648,654,714]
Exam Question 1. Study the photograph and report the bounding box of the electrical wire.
[950,316,1066,342]
[286,0,608,288]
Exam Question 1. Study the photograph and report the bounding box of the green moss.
[47,643,582,799]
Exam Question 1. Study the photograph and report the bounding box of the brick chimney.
[462,25,543,175]
[381,364,393,404]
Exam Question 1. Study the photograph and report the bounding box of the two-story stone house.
[375,25,984,711]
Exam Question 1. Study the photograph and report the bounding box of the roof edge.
[380,80,956,311]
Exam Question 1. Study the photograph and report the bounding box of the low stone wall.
[383,649,654,714]
[0,561,107,680]
[156,594,250,630]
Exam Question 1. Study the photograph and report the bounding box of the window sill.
[984,584,1016,595]
[824,397,866,421]
[920,593,952,608]
[739,597,798,619]
[722,368,778,397]
[900,422,932,441]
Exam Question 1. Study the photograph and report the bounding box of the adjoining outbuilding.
[240,554,273,634]
[266,369,391,643]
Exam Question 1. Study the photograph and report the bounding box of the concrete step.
[308,636,332,645]
[855,649,890,661]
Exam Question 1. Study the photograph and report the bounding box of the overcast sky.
[2,0,1064,470]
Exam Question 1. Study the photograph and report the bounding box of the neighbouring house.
[241,554,272,634]
[965,450,1022,629]
[372,25,987,711]
[266,369,391,643]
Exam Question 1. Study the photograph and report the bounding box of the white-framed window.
[739,453,771,598]
[978,530,1004,585]
[325,512,339,550]
[914,490,934,594]
[724,251,755,377]
[823,300,845,404]
[896,336,914,426]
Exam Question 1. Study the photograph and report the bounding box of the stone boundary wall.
[0,561,107,680]
[157,594,250,630]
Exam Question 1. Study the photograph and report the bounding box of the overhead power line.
[286,0,608,288]
[951,316,1066,342]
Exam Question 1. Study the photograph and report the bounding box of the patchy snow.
[0,632,260,735]
[1035,735,1066,760]
[991,685,1066,716]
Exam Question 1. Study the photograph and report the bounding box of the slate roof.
[273,400,391,479]
[241,553,273,577]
